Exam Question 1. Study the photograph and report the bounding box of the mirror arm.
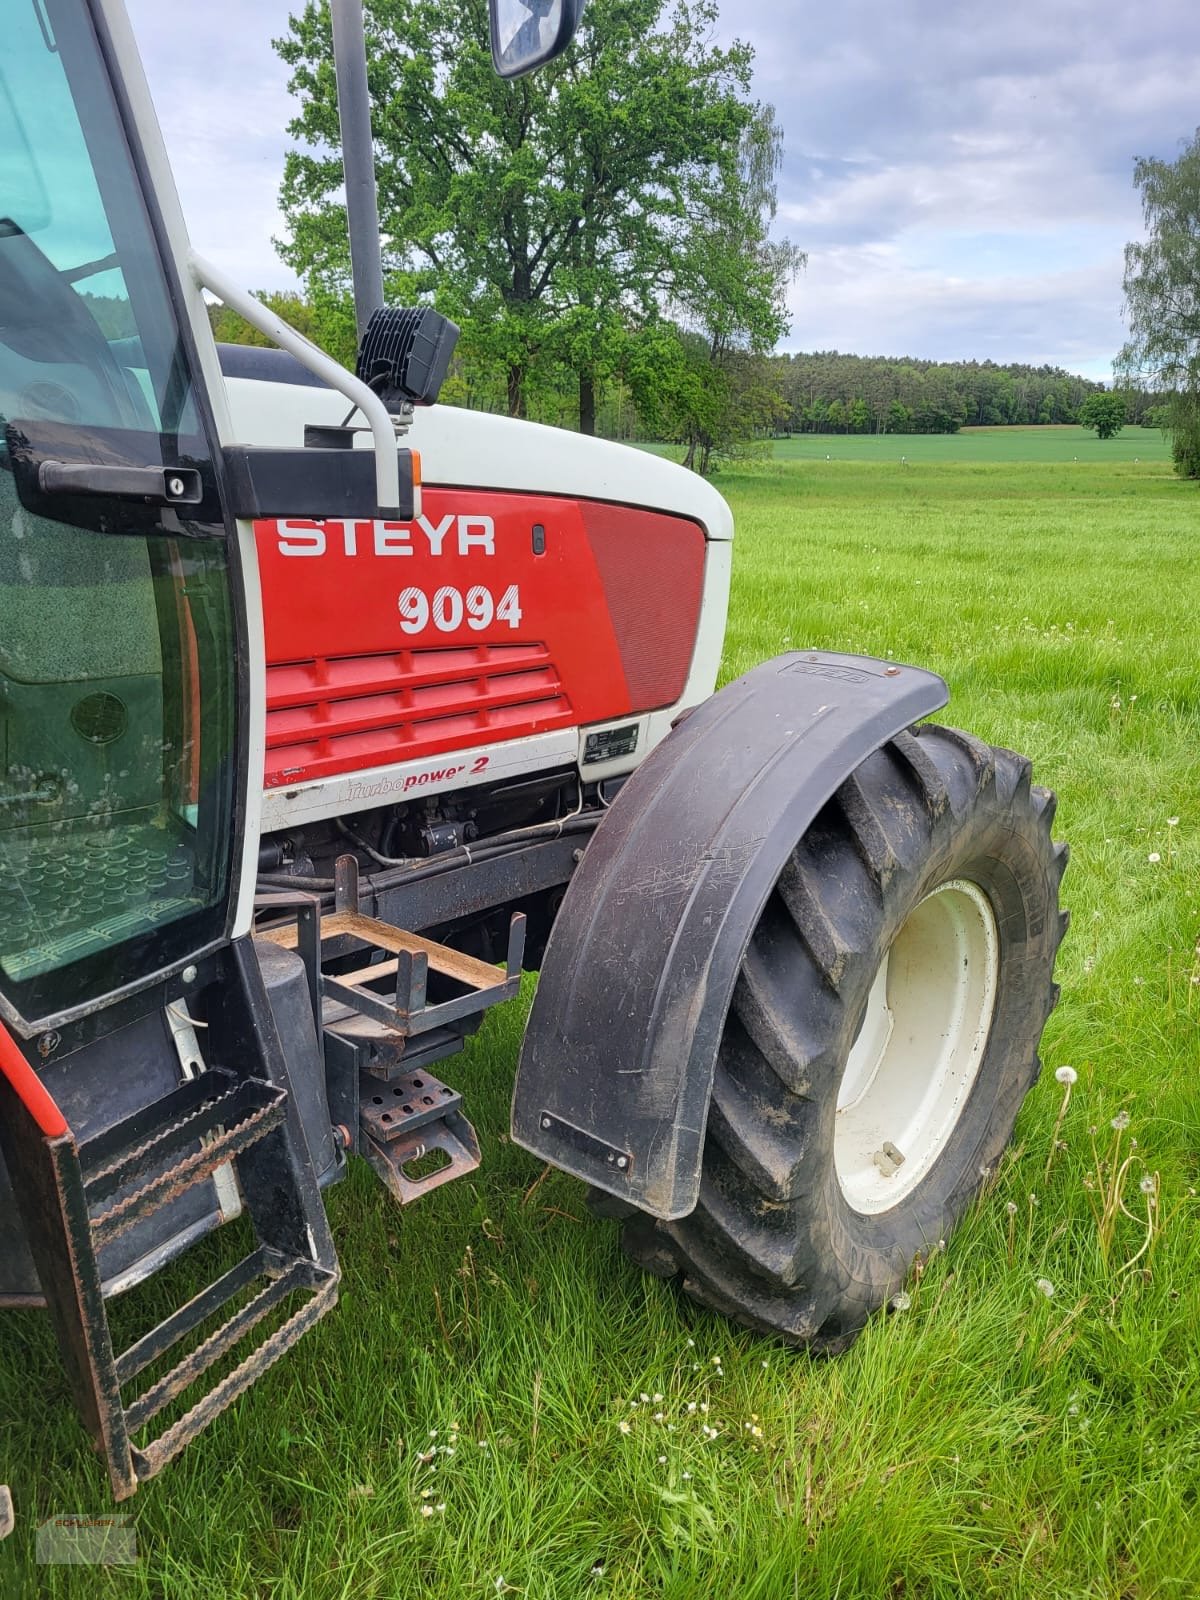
[188,251,403,515]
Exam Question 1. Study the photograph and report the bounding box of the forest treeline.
[770,351,1156,434]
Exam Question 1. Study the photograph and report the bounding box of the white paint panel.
[222,378,735,542]
[261,729,581,831]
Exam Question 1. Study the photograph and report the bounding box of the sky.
[126,0,1200,383]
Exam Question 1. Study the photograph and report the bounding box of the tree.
[277,0,768,429]
[1079,391,1127,440]
[648,103,803,471]
[1117,129,1200,477]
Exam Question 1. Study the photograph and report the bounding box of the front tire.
[617,724,1068,1351]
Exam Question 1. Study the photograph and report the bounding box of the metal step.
[358,1067,480,1204]
[81,1070,286,1250]
[0,943,340,1500]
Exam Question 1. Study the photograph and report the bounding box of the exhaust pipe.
[331,0,385,343]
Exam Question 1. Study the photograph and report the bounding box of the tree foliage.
[1079,391,1127,440]
[1117,128,1200,477]
[275,0,787,439]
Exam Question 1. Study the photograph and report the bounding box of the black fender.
[510,651,948,1219]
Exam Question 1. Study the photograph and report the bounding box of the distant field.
[2,443,1199,1599]
[641,424,1172,466]
[772,424,1171,464]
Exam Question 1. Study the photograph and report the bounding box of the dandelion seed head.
[682,1470,692,1480]
[1006,1201,1018,1215]
[1036,1278,1055,1297]
[1055,1065,1077,1085]
[1148,853,1161,864]
[654,1412,665,1422]
[891,1291,912,1311]
[657,1454,667,1464]
[1111,1110,1131,1131]
[653,1393,663,1403]
[420,1505,434,1518]
[1140,1175,1156,1195]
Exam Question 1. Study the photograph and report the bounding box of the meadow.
[2,425,1198,1599]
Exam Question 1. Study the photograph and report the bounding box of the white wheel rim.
[834,879,1000,1214]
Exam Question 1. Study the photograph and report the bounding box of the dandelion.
[891,1291,912,1311]
[682,1471,692,1481]
[657,1455,667,1464]
[761,1360,769,1369]
[700,1403,709,1413]
[1036,1278,1055,1297]
[653,1412,665,1422]
[617,1420,632,1436]
[591,1565,604,1578]
[686,1338,695,1347]
[711,1356,721,1366]
[1111,1110,1131,1132]
[1168,817,1180,827]
[749,1425,763,1438]
[686,1401,697,1413]
[420,1505,434,1519]
[1140,1174,1156,1196]
[1148,853,1161,864]
[1055,1066,1077,1086]
[421,1489,434,1500]
[639,1392,650,1404]
[1006,1201,1018,1215]
[436,1503,446,1514]
[1046,1066,1079,1181]
[653,1393,663,1403]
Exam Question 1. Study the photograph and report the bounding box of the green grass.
[4,438,1200,1598]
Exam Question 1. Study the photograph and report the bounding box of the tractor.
[0,0,1066,1506]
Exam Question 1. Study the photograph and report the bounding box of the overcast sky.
[127,0,1200,382]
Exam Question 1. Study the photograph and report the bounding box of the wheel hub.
[834,879,1000,1214]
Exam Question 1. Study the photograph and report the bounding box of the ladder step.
[132,1270,339,1483]
[116,1246,271,1386]
[123,1256,332,1437]
[83,1074,288,1251]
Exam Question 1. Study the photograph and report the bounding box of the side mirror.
[489,0,585,79]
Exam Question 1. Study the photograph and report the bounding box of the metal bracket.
[260,857,526,1040]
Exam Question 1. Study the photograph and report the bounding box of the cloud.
[123,0,1200,373]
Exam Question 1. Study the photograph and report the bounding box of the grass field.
[3,428,1200,1598]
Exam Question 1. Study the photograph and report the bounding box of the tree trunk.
[579,370,597,436]
[507,363,526,419]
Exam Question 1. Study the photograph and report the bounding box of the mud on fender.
[510,651,949,1219]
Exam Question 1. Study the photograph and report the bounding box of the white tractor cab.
[0,0,1066,1503]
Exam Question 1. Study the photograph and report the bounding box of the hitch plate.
[359,1068,480,1204]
